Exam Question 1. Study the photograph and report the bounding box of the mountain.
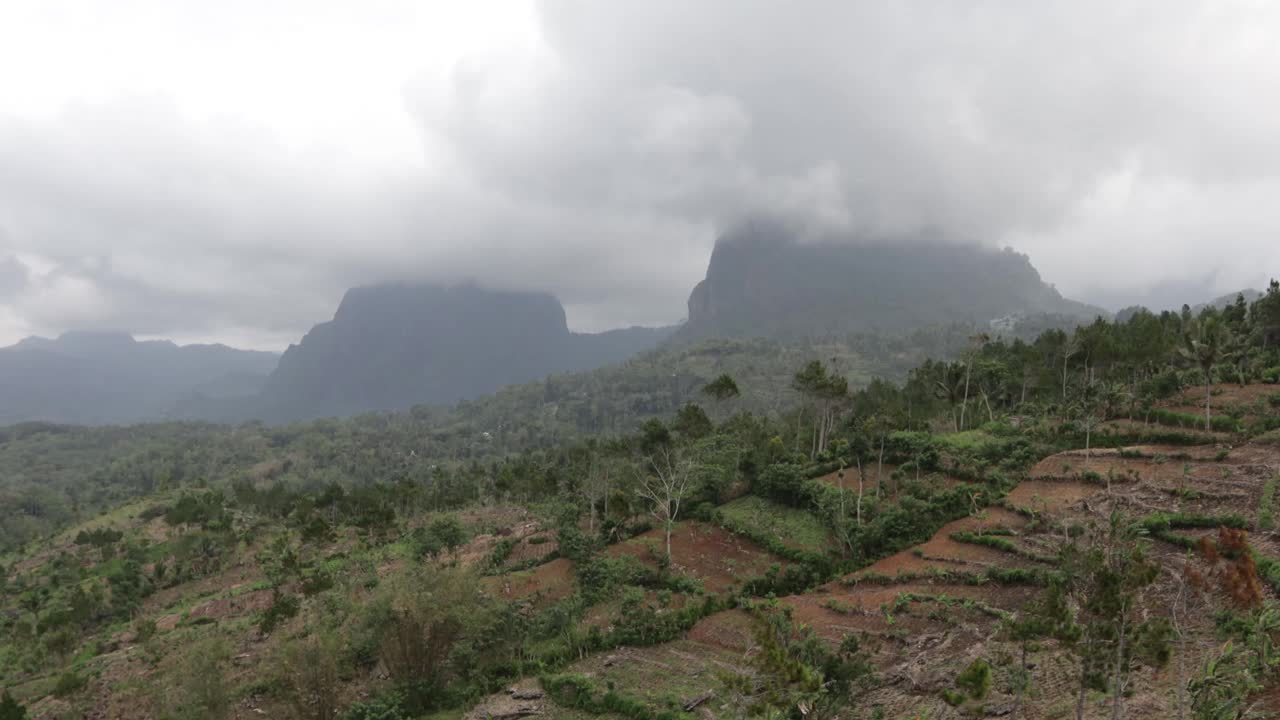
[239,284,676,422]
[1114,288,1264,323]
[0,331,278,425]
[1192,288,1264,314]
[682,225,1105,340]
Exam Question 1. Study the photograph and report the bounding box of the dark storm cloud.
[3,1,1280,346]
[412,0,1280,309]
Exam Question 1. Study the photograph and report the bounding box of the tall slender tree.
[1181,316,1227,432]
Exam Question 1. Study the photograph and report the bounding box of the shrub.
[52,672,86,698]
[258,591,300,635]
[338,692,406,720]
[483,538,518,572]
[1262,478,1279,531]
[1150,408,1241,433]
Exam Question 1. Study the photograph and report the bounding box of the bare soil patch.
[1006,478,1103,514]
[853,506,1030,579]
[480,557,575,604]
[608,521,781,593]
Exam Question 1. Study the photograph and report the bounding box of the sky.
[2,1,1280,350]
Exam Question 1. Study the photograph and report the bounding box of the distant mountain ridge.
[0,331,278,425]
[235,284,677,423]
[682,226,1105,340]
[0,231,1112,427]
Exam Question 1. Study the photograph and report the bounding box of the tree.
[672,402,713,440]
[1061,337,1081,402]
[635,445,698,562]
[926,360,968,432]
[160,637,231,720]
[702,373,741,403]
[0,690,26,720]
[427,515,467,561]
[1252,279,1280,348]
[959,333,991,430]
[1007,580,1078,719]
[377,567,478,708]
[1181,316,1228,431]
[1072,388,1105,464]
[793,360,848,459]
[279,633,340,720]
[1060,514,1170,720]
[581,446,616,534]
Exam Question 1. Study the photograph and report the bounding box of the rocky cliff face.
[250,284,674,422]
[683,226,1103,339]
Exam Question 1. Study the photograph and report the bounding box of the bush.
[1150,408,1241,433]
[1260,479,1277,531]
[541,674,679,720]
[134,618,157,643]
[258,591,300,635]
[755,463,809,507]
[339,693,407,720]
[52,671,86,698]
[483,538,518,573]
[1262,367,1280,384]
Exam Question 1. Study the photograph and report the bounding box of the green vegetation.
[1260,477,1277,531]
[715,496,832,555]
[3,283,1280,718]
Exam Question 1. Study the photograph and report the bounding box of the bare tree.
[635,445,698,562]
[582,453,614,534]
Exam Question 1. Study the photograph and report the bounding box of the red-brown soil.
[607,521,782,593]
[480,557,575,604]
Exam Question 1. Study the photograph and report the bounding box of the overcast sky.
[2,1,1280,350]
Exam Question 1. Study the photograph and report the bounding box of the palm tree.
[1180,316,1227,432]
[931,361,968,432]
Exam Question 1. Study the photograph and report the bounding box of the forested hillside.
[0,323,1001,553]
[3,283,1280,719]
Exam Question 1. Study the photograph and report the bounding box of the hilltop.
[682,226,1106,340]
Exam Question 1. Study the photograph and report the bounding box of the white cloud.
[3,0,1280,347]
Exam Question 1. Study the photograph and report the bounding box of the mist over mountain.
[231,284,676,423]
[0,234,1117,427]
[0,331,278,425]
[682,226,1105,341]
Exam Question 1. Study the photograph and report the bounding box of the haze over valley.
[5,3,1280,720]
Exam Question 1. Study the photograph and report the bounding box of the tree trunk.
[876,436,885,500]
[1075,672,1088,720]
[1174,581,1187,720]
[1016,641,1028,719]
[1112,614,1127,720]
[1205,377,1212,432]
[665,520,673,563]
[855,457,864,527]
[961,361,972,430]
[1063,361,1070,402]
[1076,630,1093,720]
